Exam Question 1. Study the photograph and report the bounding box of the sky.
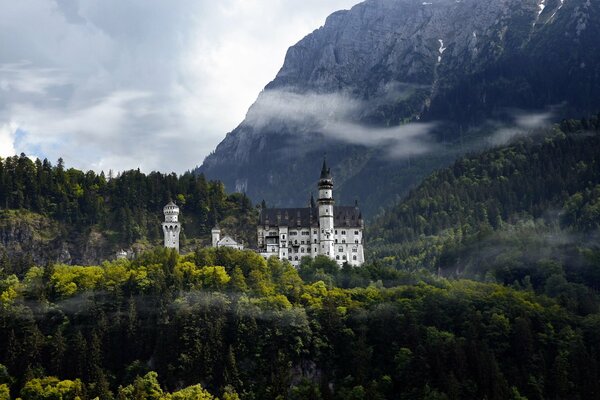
[0,0,359,173]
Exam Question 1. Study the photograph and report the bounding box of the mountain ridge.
[197,0,600,216]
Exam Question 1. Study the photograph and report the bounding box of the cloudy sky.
[0,0,358,173]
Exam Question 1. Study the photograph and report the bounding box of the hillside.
[198,0,600,216]
[1,248,599,399]
[0,156,257,267]
[368,116,600,311]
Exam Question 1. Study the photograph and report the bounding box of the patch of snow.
[550,0,564,20]
[538,0,546,16]
[437,39,446,63]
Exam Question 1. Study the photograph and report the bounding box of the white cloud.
[0,0,359,173]
[488,111,554,146]
[245,88,437,158]
[0,122,17,157]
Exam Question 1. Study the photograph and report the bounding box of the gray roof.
[259,206,362,228]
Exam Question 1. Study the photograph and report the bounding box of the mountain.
[197,0,600,216]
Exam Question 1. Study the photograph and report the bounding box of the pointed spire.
[320,157,331,179]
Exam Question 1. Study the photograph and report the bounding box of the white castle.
[162,201,181,251]
[257,160,365,267]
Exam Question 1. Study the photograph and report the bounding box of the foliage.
[0,156,257,266]
[0,247,598,399]
[368,117,600,314]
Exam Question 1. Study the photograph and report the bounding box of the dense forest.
[1,247,600,400]
[368,117,600,311]
[0,157,256,265]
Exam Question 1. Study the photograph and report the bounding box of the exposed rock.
[198,0,600,216]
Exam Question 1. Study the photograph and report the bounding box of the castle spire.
[320,157,331,180]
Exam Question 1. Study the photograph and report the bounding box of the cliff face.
[0,210,115,268]
[198,0,600,216]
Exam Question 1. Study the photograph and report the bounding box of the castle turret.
[162,201,181,251]
[317,159,335,257]
[212,226,221,247]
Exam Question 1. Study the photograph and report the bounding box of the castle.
[257,160,365,267]
[161,160,365,267]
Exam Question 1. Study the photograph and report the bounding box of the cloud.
[0,0,359,173]
[487,110,555,146]
[244,88,437,158]
[0,122,17,157]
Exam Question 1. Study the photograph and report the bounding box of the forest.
[0,156,257,263]
[368,117,600,312]
[1,247,599,400]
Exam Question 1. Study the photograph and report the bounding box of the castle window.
[342,230,346,235]
[294,240,298,244]
[353,255,357,260]
[352,248,357,252]
[282,234,286,239]
[335,230,338,234]
[314,239,317,243]
[288,257,292,260]
[336,255,340,260]
[354,231,359,235]
[301,248,304,253]
[338,247,343,252]
[313,230,317,234]
[342,239,346,244]
[343,255,347,260]
[335,239,338,244]
[294,256,298,261]
[355,240,359,244]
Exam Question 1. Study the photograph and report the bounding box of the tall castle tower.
[317,159,335,257]
[162,201,181,252]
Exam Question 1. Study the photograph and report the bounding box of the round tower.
[211,226,221,247]
[162,201,181,252]
[317,159,335,257]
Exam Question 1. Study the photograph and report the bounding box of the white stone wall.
[162,222,180,251]
[257,223,364,267]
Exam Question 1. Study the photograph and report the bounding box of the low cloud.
[245,88,437,158]
[487,110,555,146]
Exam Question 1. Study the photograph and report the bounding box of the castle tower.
[317,159,335,257]
[162,201,181,252]
[211,226,221,247]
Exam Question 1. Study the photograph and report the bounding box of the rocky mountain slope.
[198,0,600,216]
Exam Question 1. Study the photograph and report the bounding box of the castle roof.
[320,159,332,180]
[259,206,362,228]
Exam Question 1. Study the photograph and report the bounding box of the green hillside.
[0,157,257,267]
[368,116,600,311]
[1,248,599,400]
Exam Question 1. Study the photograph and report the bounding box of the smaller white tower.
[211,226,221,247]
[162,201,181,252]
